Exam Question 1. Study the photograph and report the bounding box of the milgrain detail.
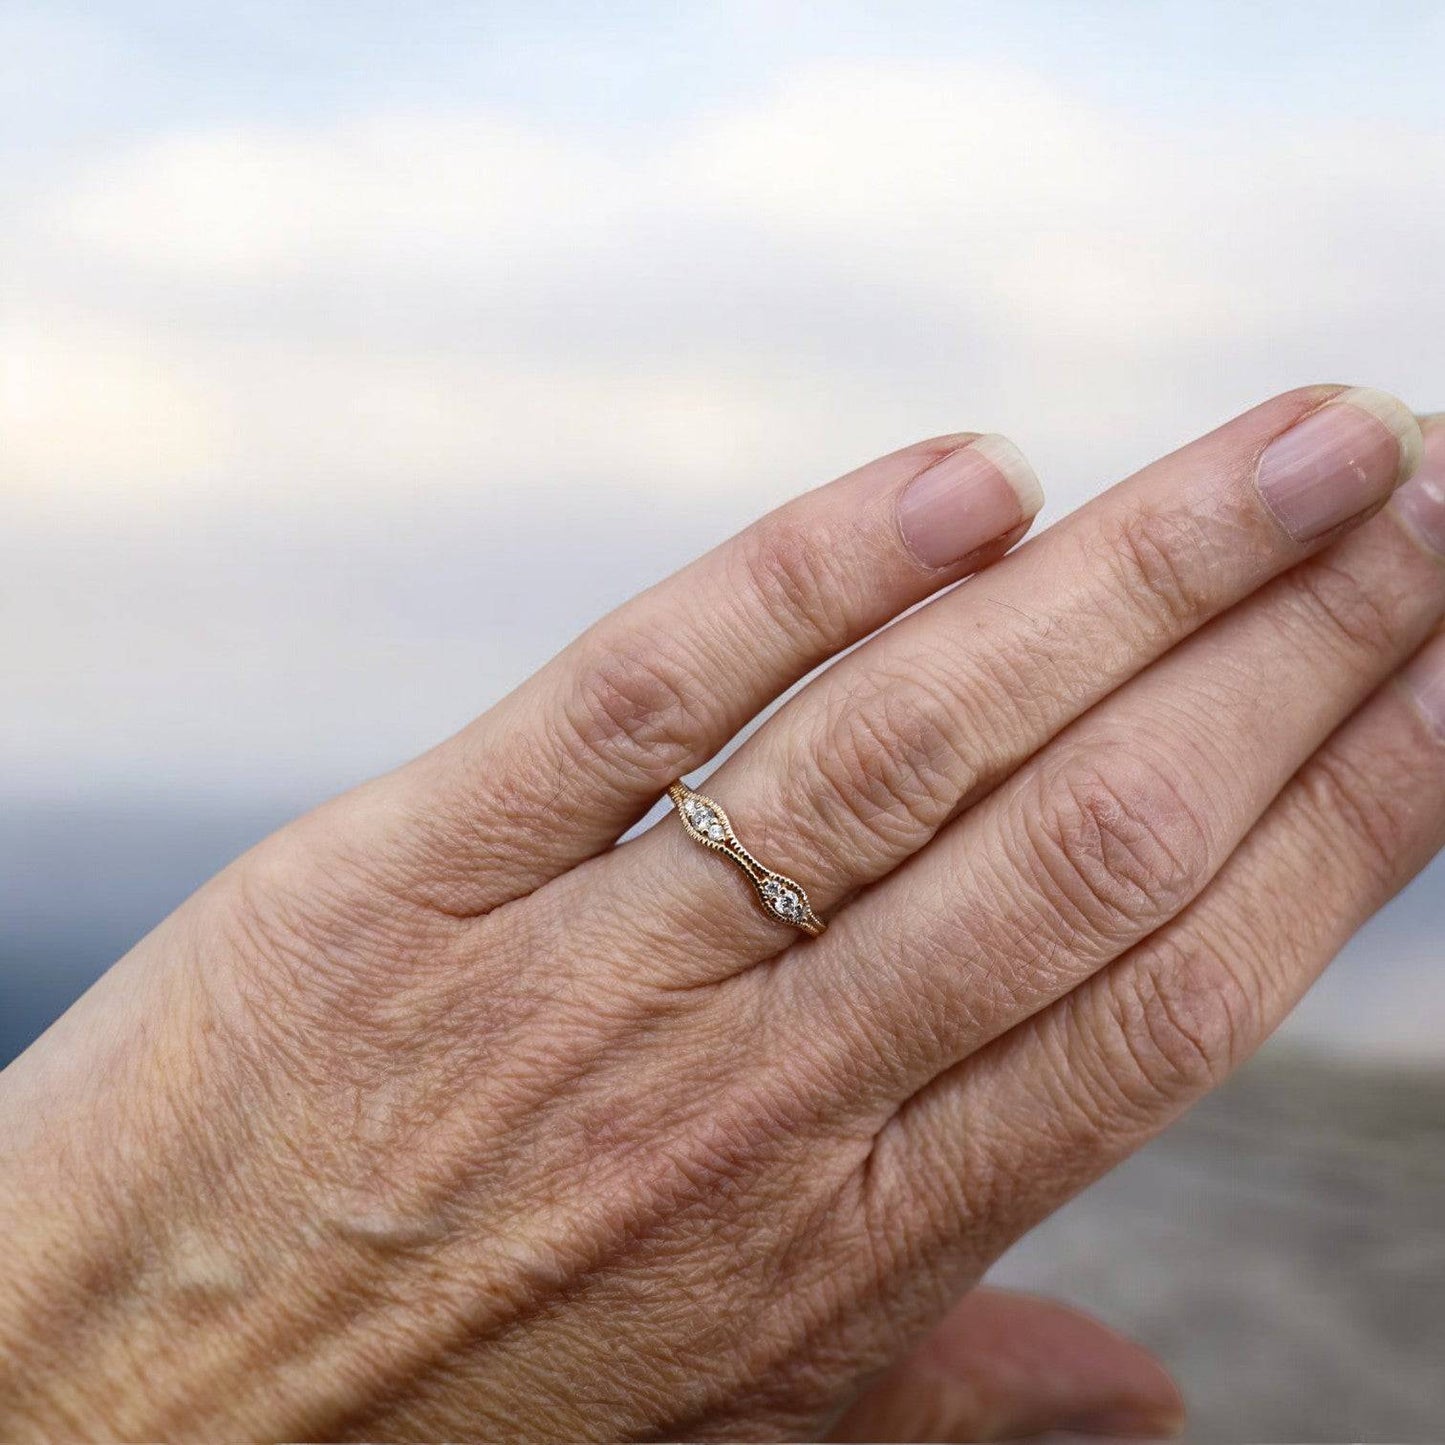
[667,782,826,936]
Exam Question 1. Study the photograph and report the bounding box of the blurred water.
[0,799,290,1063]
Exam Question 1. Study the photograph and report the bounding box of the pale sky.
[2,2,1442,1059]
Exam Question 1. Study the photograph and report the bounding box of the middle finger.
[779,475,1445,1107]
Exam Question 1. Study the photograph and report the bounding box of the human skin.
[1,387,1444,1442]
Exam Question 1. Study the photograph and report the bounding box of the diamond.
[762,878,804,920]
[682,796,728,841]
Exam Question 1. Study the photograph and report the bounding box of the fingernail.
[1067,1406,1188,1439]
[1400,632,1445,744]
[1392,417,1445,557]
[1256,387,1423,542]
[898,434,1043,569]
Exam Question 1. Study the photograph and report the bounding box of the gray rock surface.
[991,1048,1445,1441]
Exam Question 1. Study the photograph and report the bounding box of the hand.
[825,1287,1182,1441]
[2,387,1442,1441]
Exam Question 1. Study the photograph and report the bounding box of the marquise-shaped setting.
[667,781,826,935]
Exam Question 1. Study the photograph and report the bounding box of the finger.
[875,624,1445,1278]
[382,433,1043,914]
[579,386,1422,981]
[827,1287,1184,1442]
[775,452,1445,1106]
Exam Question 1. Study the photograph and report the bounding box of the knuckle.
[1103,931,1260,1099]
[810,666,973,848]
[218,823,469,1054]
[1287,559,1401,662]
[1094,500,1219,639]
[563,625,713,783]
[1297,745,1411,891]
[1024,750,1214,944]
[731,511,859,647]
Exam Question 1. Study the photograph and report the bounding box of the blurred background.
[3,3,1442,1438]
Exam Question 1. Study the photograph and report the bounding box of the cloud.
[6,54,1445,786]
[6,57,1445,749]
[8,59,1443,515]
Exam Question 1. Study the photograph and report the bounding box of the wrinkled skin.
[2,388,1443,1442]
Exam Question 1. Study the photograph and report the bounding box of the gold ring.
[667,780,826,936]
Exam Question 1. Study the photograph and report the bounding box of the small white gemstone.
[707,822,725,841]
[763,879,803,919]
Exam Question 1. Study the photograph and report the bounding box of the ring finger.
[565,386,1423,983]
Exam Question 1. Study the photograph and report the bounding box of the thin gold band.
[667,780,826,936]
